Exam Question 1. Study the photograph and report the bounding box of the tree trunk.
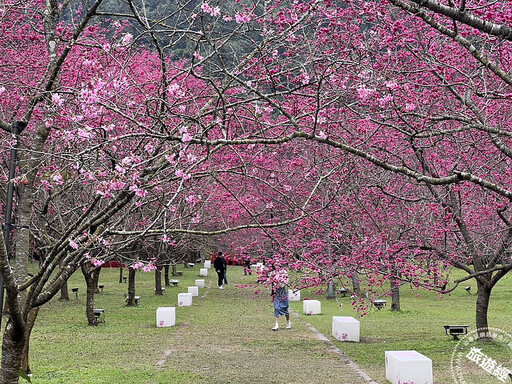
[476,280,492,340]
[85,279,98,326]
[351,272,361,296]
[164,264,170,286]
[59,281,70,301]
[326,279,336,299]
[390,278,401,311]
[171,263,178,277]
[0,317,26,384]
[126,268,137,306]
[119,265,123,283]
[58,258,70,300]
[21,307,39,376]
[81,263,98,326]
[92,267,101,294]
[155,266,163,295]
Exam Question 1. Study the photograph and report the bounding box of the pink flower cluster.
[201,2,220,17]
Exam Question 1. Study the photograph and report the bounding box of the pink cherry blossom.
[182,132,193,142]
[235,13,251,24]
[356,86,374,100]
[316,131,327,140]
[52,93,63,106]
[69,240,79,250]
[92,259,104,267]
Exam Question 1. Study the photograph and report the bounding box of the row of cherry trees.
[1,0,512,381]
[179,0,512,333]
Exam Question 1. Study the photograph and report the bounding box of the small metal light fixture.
[465,286,471,294]
[373,299,387,310]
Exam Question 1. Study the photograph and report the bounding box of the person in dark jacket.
[214,252,227,289]
[223,255,228,285]
[243,254,252,275]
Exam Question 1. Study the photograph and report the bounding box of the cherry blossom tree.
[0,1,329,379]
[137,0,512,337]
[0,0,217,379]
[302,0,512,336]
[3,0,512,381]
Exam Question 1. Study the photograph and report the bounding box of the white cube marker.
[332,316,360,342]
[204,260,211,269]
[195,279,205,288]
[303,299,321,315]
[288,289,301,301]
[178,292,193,307]
[156,307,176,327]
[385,350,433,384]
[199,268,208,277]
[188,286,199,297]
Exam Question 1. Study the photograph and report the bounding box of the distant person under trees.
[214,252,227,290]
[243,255,252,276]
[270,267,291,331]
[223,254,228,285]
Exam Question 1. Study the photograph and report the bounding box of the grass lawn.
[6,263,512,383]
[291,268,512,384]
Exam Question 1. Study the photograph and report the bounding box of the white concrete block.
[156,307,176,327]
[178,292,193,306]
[195,279,205,288]
[204,260,211,269]
[332,316,360,342]
[303,299,321,315]
[385,350,433,384]
[288,289,301,301]
[188,286,199,297]
[199,268,208,277]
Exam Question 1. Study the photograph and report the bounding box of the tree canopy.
[1,0,512,380]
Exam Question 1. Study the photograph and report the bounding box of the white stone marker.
[385,350,433,384]
[195,279,205,288]
[288,289,301,301]
[178,292,193,307]
[204,260,212,269]
[188,286,199,297]
[303,299,321,315]
[199,268,208,277]
[156,307,176,327]
[332,316,360,342]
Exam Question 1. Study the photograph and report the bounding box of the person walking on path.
[243,254,252,275]
[214,252,227,289]
[270,267,291,331]
[223,254,228,285]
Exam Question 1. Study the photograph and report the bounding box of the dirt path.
[159,268,378,384]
